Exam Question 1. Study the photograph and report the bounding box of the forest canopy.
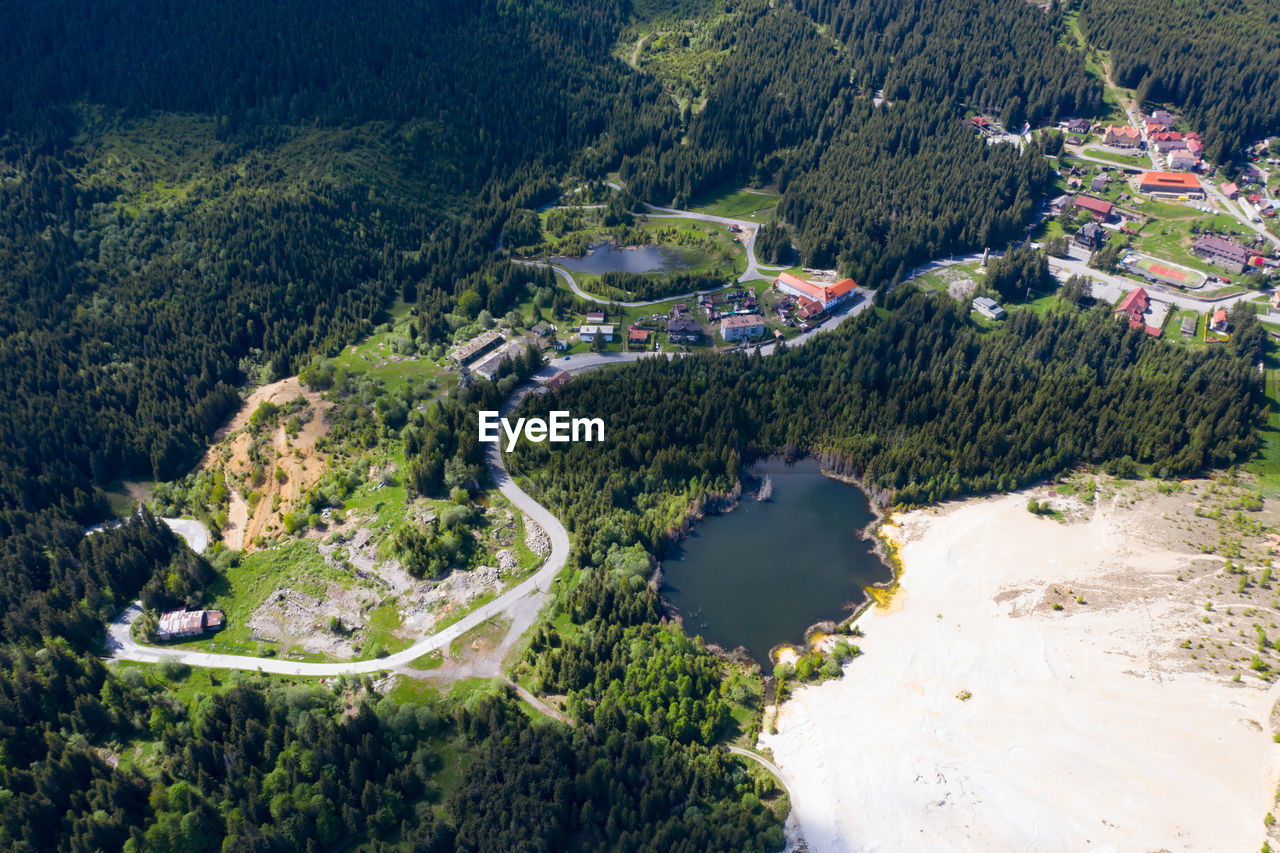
[1079,0,1280,164]
[511,291,1263,565]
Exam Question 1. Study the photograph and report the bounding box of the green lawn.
[160,539,353,660]
[323,301,453,397]
[1082,147,1150,168]
[1163,309,1207,349]
[689,186,780,222]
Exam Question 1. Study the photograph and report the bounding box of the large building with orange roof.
[1138,171,1205,199]
[775,272,859,309]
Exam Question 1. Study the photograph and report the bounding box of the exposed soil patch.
[200,377,333,551]
[248,584,379,658]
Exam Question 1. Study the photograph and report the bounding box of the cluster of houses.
[773,271,861,332]
[157,609,225,641]
[577,310,615,346]
[1101,115,1204,172]
[1047,192,1118,250]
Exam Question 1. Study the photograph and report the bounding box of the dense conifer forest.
[621,1,1090,279]
[511,290,1264,565]
[1079,0,1280,163]
[0,0,1269,848]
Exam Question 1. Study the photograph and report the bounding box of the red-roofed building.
[1115,288,1149,328]
[627,326,650,348]
[796,296,826,321]
[1115,288,1168,337]
[542,370,573,392]
[1211,309,1229,333]
[1151,131,1186,153]
[774,273,859,309]
[1071,194,1114,221]
[1138,172,1205,198]
[1221,183,1240,199]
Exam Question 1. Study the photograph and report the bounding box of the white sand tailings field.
[761,489,1280,852]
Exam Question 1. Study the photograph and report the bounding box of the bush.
[158,657,191,681]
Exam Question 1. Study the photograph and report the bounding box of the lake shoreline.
[659,455,891,666]
[761,484,1280,851]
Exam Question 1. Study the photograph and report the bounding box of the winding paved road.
[106,420,572,676]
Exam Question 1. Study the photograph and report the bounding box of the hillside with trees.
[0,0,1268,848]
[622,0,1093,280]
[1079,0,1280,164]
[511,288,1264,565]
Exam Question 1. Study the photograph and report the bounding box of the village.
[444,266,866,389]
[960,101,1280,341]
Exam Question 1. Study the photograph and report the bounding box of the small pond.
[550,243,686,274]
[660,457,891,664]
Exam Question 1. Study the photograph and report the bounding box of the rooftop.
[1139,172,1203,191]
[1073,195,1114,216]
[776,272,859,305]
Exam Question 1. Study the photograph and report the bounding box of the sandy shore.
[761,487,1280,852]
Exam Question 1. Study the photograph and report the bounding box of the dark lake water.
[550,243,685,274]
[660,457,890,665]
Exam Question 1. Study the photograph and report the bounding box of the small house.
[971,296,1007,320]
[584,311,605,325]
[627,327,650,349]
[1210,309,1229,333]
[157,609,225,641]
[541,370,572,392]
[1074,222,1108,250]
[1090,174,1110,192]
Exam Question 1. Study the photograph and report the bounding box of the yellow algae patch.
[773,645,800,667]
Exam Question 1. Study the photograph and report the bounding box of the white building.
[972,296,1007,320]
[720,313,765,342]
[578,325,615,343]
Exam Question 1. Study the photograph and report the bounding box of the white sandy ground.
[760,491,1280,853]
